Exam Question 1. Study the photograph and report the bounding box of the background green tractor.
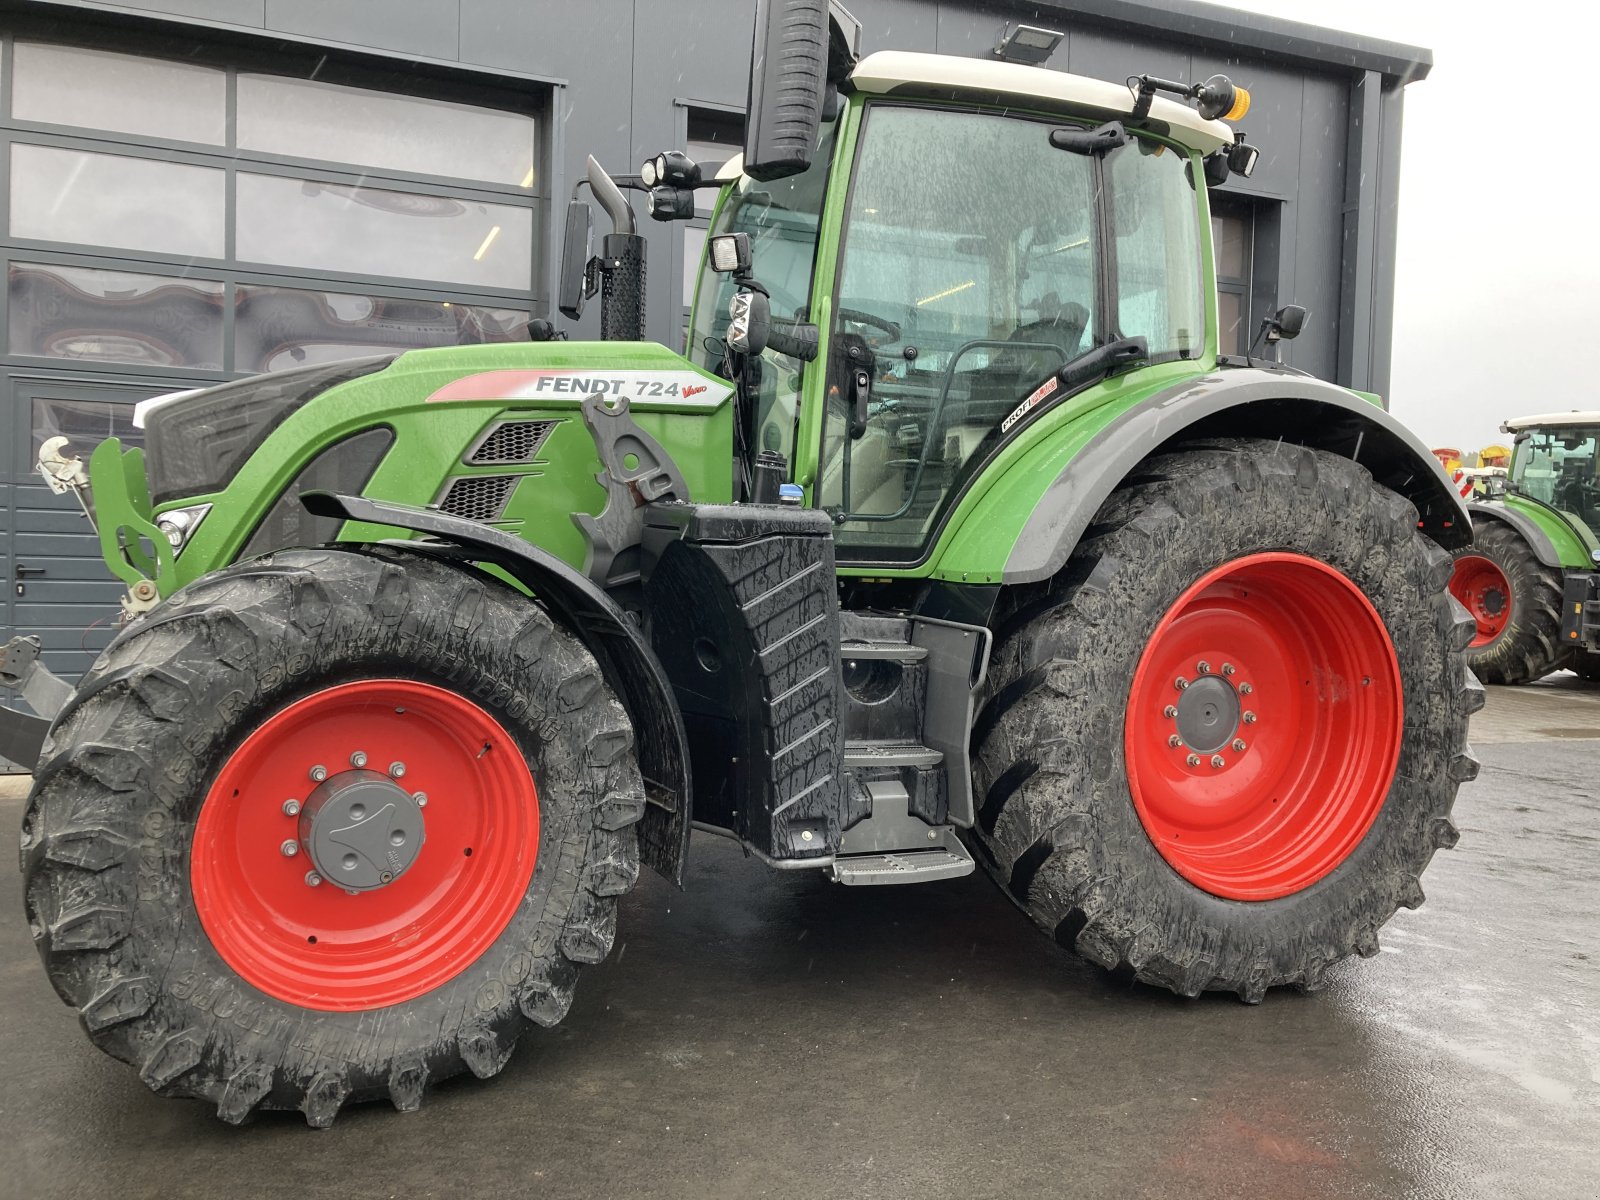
[5,1,1478,1125]
[1449,413,1600,682]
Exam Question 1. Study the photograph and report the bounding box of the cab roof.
[846,50,1236,155]
[1502,412,1600,432]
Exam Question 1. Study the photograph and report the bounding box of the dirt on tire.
[20,547,644,1125]
[970,438,1481,1001]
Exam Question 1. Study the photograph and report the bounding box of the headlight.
[155,503,212,554]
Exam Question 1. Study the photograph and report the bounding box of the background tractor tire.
[971,438,1480,1001]
[1448,521,1573,684]
[20,547,644,1125]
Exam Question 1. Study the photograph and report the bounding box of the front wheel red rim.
[191,679,540,1011]
[1449,554,1512,647]
[1124,553,1403,901]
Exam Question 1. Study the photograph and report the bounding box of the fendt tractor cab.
[1449,412,1600,682]
[3,2,1476,1125]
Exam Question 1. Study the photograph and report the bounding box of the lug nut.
[1162,705,1178,719]
[282,799,301,817]
[388,761,406,779]
[1174,677,1189,691]
[1197,660,1210,675]
[305,871,322,887]
[1222,663,1236,677]
[1210,755,1225,769]
[1168,734,1183,748]
[309,765,327,782]
[349,751,368,768]
[280,839,299,857]
[1186,753,1201,767]
[1243,711,1257,724]
[1239,683,1254,695]
[413,791,428,808]
[1232,739,1247,752]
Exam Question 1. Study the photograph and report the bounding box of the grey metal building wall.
[11,0,1427,395]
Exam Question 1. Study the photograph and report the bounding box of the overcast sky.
[1207,0,1600,453]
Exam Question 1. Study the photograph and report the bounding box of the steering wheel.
[837,306,903,348]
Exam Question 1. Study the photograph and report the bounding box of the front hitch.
[0,636,74,768]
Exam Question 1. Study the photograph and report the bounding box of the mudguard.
[970,369,1471,586]
[1466,501,1562,569]
[300,491,693,885]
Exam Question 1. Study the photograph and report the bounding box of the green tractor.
[5,2,1479,1125]
[1449,413,1600,683]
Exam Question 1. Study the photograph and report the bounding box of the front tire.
[21,548,644,1125]
[1449,520,1572,684]
[972,440,1481,1001]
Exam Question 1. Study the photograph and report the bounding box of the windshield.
[1511,426,1600,535]
[819,103,1204,563]
[686,115,838,463]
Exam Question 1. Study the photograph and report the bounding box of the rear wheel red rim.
[1124,553,1403,901]
[191,679,539,1011]
[1449,554,1511,647]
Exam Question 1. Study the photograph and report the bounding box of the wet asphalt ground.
[1,679,1596,1200]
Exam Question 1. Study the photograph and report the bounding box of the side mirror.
[744,0,860,181]
[557,199,594,320]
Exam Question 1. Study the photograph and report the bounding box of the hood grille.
[467,419,557,464]
[437,474,519,521]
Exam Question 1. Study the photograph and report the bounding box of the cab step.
[842,740,943,769]
[831,842,974,886]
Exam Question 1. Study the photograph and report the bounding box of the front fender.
[301,491,693,886]
[1467,501,1563,568]
[937,369,1469,586]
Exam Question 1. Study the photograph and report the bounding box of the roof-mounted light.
[1196,74,1250,122]
[1130,72,1250,124]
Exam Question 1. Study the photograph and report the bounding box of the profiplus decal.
[1000,376,1059,433]
[428,369,734,407]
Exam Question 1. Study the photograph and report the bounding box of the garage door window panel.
[234,284,526,374]
[10,144,226,259]
[235,174,533,291]
[236,74,536,187]
[9,262,224,369]
[12,42,226,145]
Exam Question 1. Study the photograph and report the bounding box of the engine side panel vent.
[466,419,558,465]
[437,474,519,521]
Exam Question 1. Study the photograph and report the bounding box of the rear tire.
[20,548,644,1125]
[1449,520,1572,684]
[971,439,1480,1001]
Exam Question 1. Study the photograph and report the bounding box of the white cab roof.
[1502,411,1600,432]
[848,51,1236,155]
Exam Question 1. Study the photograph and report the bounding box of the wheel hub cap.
[299,770,425,890]
[1174,675,1240,753]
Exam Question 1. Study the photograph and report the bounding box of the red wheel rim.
[191,679,539,1011]
[1124,553,1403,901]
[1449,554,1511,647]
